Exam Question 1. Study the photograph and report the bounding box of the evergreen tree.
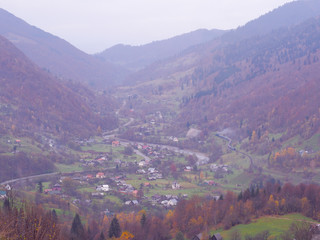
[51,209,58,223]
[98,231,105,240]
[37,181,43,193]
[3,198,10,212]
[70,213,86,240]
[140,213,146,227]
[175,231,185,240]
[108,216,121,238]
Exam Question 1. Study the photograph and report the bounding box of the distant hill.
[0,8,128,88]
[98,29,226,71]
[0,35,117,137]
[127,0,320,85]
[222,0,320,42]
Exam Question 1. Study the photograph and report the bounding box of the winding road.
[216,133,254,167]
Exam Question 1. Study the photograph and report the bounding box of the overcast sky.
[0,0,295,54]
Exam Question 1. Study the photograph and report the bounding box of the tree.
[140,213,146,227]
[289,221,312,240]
[3,198,10,212]
[175,231,185,240]
[108,216,121,238]
[37,181,43,193]
[52,209,58,223]
[124,146,133,155]
[62,177,77,196]
[119,231,134,240]
[70,213,86,240]
[98,231,105,240]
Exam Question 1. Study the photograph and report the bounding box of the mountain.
[0,35,117,137]
[178,16,320,141]
[123,0,320,143]
[127,0,320,85]
[222,0,320,42]
[0,8,128,88]
[98,29,226,71]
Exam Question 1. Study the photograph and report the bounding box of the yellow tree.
[118,231,134,240]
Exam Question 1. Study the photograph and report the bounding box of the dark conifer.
[108,216,121,238]
[98,231,105,240]
[70,213,86,240]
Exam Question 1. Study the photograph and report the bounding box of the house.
[0,190,7,199]
[87,174,94,180]
[138,161,146,167]
[132,190,139,197]
[136,169,146,174]
[44,189,53,194]
[92,192,105,197]
[168,199,178,206]
[52,184,62,192]
[101,185,110,191]
[148,168,157,174]
[192,233,202,240]
[184,166,192,172]
[96,185,110,192]
[112,141,120,147]
[125,200,139,206]
[132,200,139,205]
[204,180,216,186]
[96,172,106,179]
[152,194,162,202]
[172,182,181,190]
[211,233,223,240]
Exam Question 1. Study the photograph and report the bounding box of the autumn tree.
[62,177,78,196]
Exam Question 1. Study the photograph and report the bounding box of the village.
[12,135,232,217]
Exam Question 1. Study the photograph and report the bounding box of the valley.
[1,1,320,239]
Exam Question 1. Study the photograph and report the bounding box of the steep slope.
[98,29,226,71]
[0,35,117,137]
[178,17,320,140]
[0,8,128,88]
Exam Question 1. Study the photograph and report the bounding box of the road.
[119,139,209,163]
[1,167,117,186]
[216,133,254,167]
[1,172,60,186]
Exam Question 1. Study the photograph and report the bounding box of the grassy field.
[55,163,83,173]
[217,213,318,240]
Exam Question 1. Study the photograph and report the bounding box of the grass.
[218,213,318,240]
[55,163,83,173]
[105,195,123,205]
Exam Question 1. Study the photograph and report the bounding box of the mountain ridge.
[0,8,128,88]
[98,28,226,71]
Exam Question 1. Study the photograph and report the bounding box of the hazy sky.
[0,0,295,54]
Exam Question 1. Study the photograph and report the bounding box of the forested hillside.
[0,35,117,137]
[178,17,320,141]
